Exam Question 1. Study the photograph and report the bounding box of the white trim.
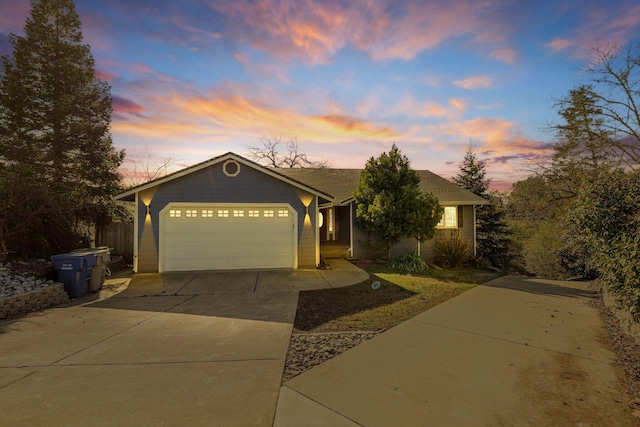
[223,159,240,177]
[473,205,478,257]
[115,153,333,202]
[315,200,320,266]
[349,202,354,258]
[133,193,139,273]
[341,196,488,206]
[158,202,298,273]
[437,206,459,228]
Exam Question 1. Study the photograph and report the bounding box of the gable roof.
[277,168,489,206]
[113,152,334,202]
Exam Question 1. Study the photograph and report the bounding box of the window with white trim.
[248,210,260,218]
[263,210,274,218]
[328,208,333,233]
[438,206,458,228]
[202,209,213,218]
[233,209,244,217]
[169,209,181,218]
[278,209,289,217]
[218,209,229,218]
[186,209,197,218]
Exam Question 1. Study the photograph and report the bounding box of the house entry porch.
[320,205,352,259]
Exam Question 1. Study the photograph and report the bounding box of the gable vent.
[223,160,240,177]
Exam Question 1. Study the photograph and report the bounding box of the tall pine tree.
[0,0,125,258]
[454,146,512,268]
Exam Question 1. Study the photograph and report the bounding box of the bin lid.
[51,253,96,269]
[69,246,110,255]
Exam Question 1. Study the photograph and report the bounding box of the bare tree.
[122,152,178,187]
[562,42,640,168]
[246,135,330,168]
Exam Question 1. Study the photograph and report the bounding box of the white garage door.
[160,205,296,272]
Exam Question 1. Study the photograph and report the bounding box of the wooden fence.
[96,222,134,263]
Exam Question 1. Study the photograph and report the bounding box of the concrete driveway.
[274,276,636,426]
[0,260,367,426]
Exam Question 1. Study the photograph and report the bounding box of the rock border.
[0,283,69,319]
[283,331,380,382]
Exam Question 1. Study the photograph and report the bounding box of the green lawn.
[293,262,503,333]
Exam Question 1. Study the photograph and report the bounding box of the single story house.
[114,152,488,273]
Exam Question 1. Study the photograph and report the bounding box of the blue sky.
[2,0,640,189]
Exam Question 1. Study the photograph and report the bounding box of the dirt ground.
[593,297,640,424]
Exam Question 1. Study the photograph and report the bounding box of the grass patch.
[293,262,503,333]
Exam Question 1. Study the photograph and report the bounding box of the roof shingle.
[277,168,488,205]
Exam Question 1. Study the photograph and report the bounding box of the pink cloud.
[549,38,574,51]
[449,98,467,111]
[453,76,492,90]
[547,1,640,58]
[437,118,553,169]
[113,96,145,115]
[0,0,30,35]
[95,67,117,82]
[489,48,516,64]
[391,95,467,120]
[111,87,401,144]
[211,0,516,64]
[311,114,398,138]
[233,53,249,64]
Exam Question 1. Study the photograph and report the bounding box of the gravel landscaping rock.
[0,260,57,298]
[283,331,380,382]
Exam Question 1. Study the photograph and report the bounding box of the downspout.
[473,205,477,257]
[316,198,320,267]
[349,202,354,258]
[133,193,139,273]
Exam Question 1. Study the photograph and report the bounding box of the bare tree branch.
[246,135,330,168]
[581,42,640,167]
[122,152,178,187]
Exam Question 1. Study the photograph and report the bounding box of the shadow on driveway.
[481,275,597,298]
[88,291,298,324]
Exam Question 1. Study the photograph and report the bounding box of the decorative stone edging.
[0,283,69,319]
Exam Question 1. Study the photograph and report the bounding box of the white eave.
[113,152,334,203]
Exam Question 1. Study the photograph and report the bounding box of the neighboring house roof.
[113,152,334,203]
[278,168,489,206]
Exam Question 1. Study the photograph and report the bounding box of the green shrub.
[521,220,567,279]
[359,238,388,260]
[599,220,640,321]
[389,254,427,273]
[435,236,470,268]
[568,170,640,319]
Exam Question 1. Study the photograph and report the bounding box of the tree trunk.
[0,238,8,263]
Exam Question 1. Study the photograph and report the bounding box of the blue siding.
[136,161,317,272]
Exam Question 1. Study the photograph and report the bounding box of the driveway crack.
[0,369,37,390]
[50,310,167,367]
[173,272,200,295]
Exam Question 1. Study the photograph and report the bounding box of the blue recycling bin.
[51,253,97,298]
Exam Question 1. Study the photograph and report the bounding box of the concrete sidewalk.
[274,275,636,426]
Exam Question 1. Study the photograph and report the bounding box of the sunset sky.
[2,0,640,189]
